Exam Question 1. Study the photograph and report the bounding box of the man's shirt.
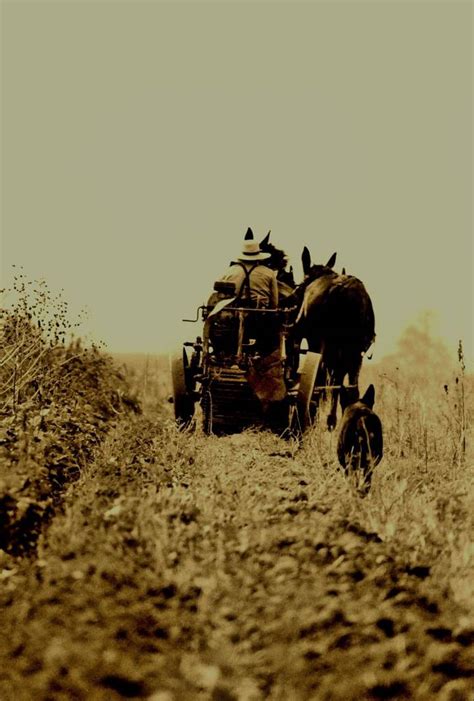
[219,262,278,308]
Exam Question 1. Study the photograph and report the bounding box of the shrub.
[0,273,140,555]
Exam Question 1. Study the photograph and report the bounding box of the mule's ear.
[326,252,337,268]
[302,246,311,275]
[342,267,346,275]
[245,227,254,240]
[260,231,271,246]
[361,384,375,409]
[339,385,350,411]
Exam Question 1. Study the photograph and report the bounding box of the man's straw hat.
[237,228,271,262]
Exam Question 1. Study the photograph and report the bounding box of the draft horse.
[259,231,295,289]
[296,248,375,430]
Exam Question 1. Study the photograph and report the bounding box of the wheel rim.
[170,349,195,427]
[296,352,321,431]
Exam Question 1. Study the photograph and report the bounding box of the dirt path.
[0,416,473,700]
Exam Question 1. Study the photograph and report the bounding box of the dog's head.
[340,383,375,413]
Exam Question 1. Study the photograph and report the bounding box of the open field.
[0,294,473,700]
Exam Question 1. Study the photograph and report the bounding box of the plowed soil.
[0,416,473,701]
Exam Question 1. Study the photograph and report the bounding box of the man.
[210,229,286,420]
[207,228,280,356]
[218,227,278,309]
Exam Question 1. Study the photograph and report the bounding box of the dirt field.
[1,404,473,700]
[0,337,473,699]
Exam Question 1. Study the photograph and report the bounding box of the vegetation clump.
[0,274,140,555]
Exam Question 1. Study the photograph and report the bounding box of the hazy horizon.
[2,1,472,366]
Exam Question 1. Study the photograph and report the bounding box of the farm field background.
[0,293,473,700]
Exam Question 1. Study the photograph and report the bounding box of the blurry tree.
[378,311,454,383]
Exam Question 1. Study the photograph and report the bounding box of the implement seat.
[207,280,239,356]
[207,280,281,358]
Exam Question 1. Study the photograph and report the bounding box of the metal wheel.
[201,389,213,435]
[170,349,195,429]
[296,352,322,431]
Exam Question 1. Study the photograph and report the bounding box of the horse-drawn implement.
[170,242,376,438]
[170,296,325,435]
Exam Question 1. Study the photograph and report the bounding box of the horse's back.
[303,274,374,349]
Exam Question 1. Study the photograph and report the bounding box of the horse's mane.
[262,241,289,271]
[259,236,295,287]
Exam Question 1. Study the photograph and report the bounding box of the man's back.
[219,262,278,309]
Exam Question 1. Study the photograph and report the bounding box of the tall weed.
[0,274,139,554]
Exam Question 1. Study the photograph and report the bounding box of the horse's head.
[302,247,337,282]
[260,231,295,287]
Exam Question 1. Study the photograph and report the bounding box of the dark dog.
[337,384,383,494]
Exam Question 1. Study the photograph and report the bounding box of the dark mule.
[337,384,383,494]
[259,231,295,290]
[296,248,375,429]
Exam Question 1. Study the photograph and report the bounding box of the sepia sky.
[1,0,472,364]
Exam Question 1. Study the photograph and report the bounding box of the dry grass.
[0,281,473,699]
[115,344,474,616]
[2,409,471,699]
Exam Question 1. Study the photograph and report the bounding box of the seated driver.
[218,228,278,309]
[209,228,279,356]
